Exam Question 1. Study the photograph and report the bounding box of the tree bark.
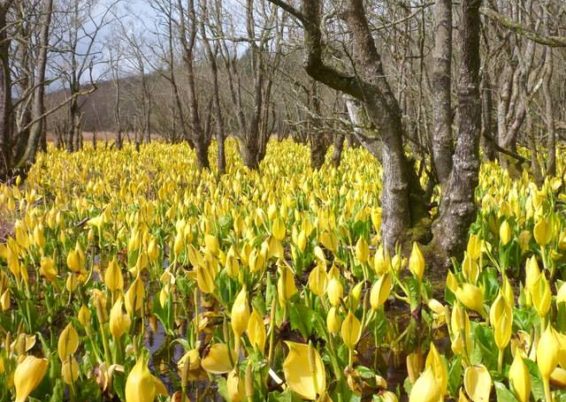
[178,0,209,170]
[432,0,453,185]
[431,0,483,268]
[331,133,345,168]
[543,49,556,176]
[480,72,497,161]
[18,0,53,168]
[0,3,12,181]
[200,0,225,174]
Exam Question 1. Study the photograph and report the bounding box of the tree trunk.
[308,81,329,169]
[331,133,345,168]
[432,0,453,185]
[480,72,497,161]
[431,0,483,268]
[0,3,12,181]
[200,0,225,174]
[18,0,53,168]
[179,0,209,170]
[542,48,555,176]
[342,0,427,250]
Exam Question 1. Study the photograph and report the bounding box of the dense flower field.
[0,141,565,402]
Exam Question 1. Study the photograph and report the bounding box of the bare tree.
[268,0,484,270]
[0,0,14,180]
[50,0,118,151]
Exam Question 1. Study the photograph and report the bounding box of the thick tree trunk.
[180,0,209,170]
[543,49,556,176]
[344,97,382,161]
[310,133,329,170]
[342,0,427,250]
[200,0,225,174]
[431,0,483,268]
[0,4,12,181]
[239,138,259,170]
[308,82,329,170]
[526,111,543,186]
[18,0,53,168]
[480,73,497,161]
[331,133,345,168]
[432,0,454,185]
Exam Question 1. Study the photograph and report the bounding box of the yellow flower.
[125,275,145,315]
[450,303,472,355]
[349,282,364,310]
[247,309,266,352]
[490,293,512,350]
[499,220,512,246]
[227,369,245,402]
[509,353,530,402]
[308,263,328,297]
[110,298,131,339]
[78,304,91,327]
[373,245,390,275]
[297,230,307,252]
[446,270,459,294]
[231,287,250,339]
[531,274,551,318]
[62,357,80,385]
[125,355,168,402]
[225,247,240,278]
[104,258,124,292]
[355,237,369,264]
[467,234,482,260]
[283,342,326,400]
[456,284,485,316]
[201,343,236,374]
[462,254,479,285]
[319,231,337,253]
[518,230,531,253]
[425,343,448,397]
[0,289,10,311]
[196,263,216,294]
[525,256,541,292]
[428,299,448,328]
[14,356,48,402]
[326,307,341,334]
[205,234,220,256]
[277,264,297,307]
[370,273,392,310]
[39,256,57,282]
[408,242,425,281]
[341,311,361,350]
[409,368,441,402]
[58,323,79,361]
[533,217,552,247]
[326,277,343,306]
[464,365,492,402]
[537,325,560,381]
[272,217,286,241]
[66,242,85,273]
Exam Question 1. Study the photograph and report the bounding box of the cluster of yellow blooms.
[0,140,565,402]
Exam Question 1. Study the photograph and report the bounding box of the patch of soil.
[0,209,15,242]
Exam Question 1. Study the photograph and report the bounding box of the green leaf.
[524,358,545,401]
[266,389,304,402]
[448,356,463,396]
[494,381,519,402]
[288,304,314,338]
[472,323,498,370]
